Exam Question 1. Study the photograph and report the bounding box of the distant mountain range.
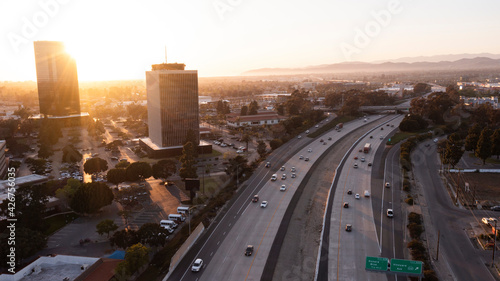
[242,54,500,76]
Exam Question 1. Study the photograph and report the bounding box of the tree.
[107,168,127,187]
[115,243,150,277]
[464,124,481,152]
[257,140,267,157]
[399,114,428,132]
[492,129,500,159]
[475,128,493,164]
[226,155,249,180]
[276,104,285,116]
[62,144,83,163]
[125,162,153,182]
[339,95,361,116]
[110,229,139,249]
[179,142,198,180]
[444,133,464,168]
[84,157,108,179]
[216,100,230,115]
[0,227,46,266]
[56,178,81,208]
[270,138,283,150]
[118,209,133,226]
[70,182,114,214]
[240,105,248,116]
[152,159,177,181]
[241,134,251,150]
[413,83,431,94]
[248,100,259,115]
[137,223,169,248]
[96,219,118,238]
[37,143,53,159]
[115,160,130,169]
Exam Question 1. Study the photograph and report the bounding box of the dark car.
[245,245,254,256]
[265,162,270,168]
[347,190,352,195]
[381,127,384,130]
[491,206,500,211]
[345,224,352,232]
[343,202,349,208]
[252,195,259,202]
[370,136,373,139]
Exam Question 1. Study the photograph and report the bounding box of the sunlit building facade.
[34,41,81,117]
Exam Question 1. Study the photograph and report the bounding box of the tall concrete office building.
[34,41,81,117]
[141,62,206,158]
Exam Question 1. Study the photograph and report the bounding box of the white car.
[298,135,302,139]
[291,167,296,172]
[385,182,390,188]
[191,258,203,272]
[353,163,358,168]
[291,173,296,178]
[387,209,394,218]
[315,125,319,128]
[308,148,312,152]
[305,130,310,134]
[281,174,287,180]
[355,193,360,199]
[280,166,285,171]
[360,157,365,162]
[299,155,304,159]
[261,201,268,208]
[280,185,286,191]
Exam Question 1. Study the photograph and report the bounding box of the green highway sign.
[365,256,389,271]
[390,259,423,275]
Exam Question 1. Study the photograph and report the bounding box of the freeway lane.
[169,116,389,281]
[321,115,403,281]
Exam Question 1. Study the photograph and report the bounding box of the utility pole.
[493,220,497,268]
[436,230,440,261]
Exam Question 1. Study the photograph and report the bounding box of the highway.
[167,115,390,281]
[320,115,404,281]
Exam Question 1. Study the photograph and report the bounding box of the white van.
[177,206,190,214]
[271,174,278,181]
[364,190,370,197]
[160,219,178,229]
[169,214,185,222]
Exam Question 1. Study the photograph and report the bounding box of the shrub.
[408,223,423,239]
[405,197,414,205]
[403,179,411,192]
[408,212,422,225]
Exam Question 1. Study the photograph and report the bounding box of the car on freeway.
[320,139,324,142]
[370,135,373,139]
[305,130,310,134]
[355,193,360,199]
[305,157,309,161]
[291,167,296,172]
[265,162,270,168]
[381,127,384,130]
[298,135,302,139]
[245,245,254,256]
[361,157,365,162]
[353,163,358,168]
[387,209,394,218]
[345,224,352,232]
[280,166,285,171]
[315,125,319,128]
[434,138,438,143]
[323,142,327,145]
[359,149,363,152]
[380,135,383,140]
[354,156,358,160]
[291,173,296,178]
[261,201,268,208]
[385,182,390,188]
[271,174,277,181]
[191,258,203,272]
[343,202,349,208]
[252,195,259,202]
[328,137,332,140]
[308,148,312,152]
[368,162,372,166]
[347,190,352,195]
[299,155,304,159]
[280,185,286,191]
[281,174,287,180]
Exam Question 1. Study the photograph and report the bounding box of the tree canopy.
[70,182,114,214]
[179,142,198,179]
[475,127,492,164]
[107,168,127,186]
[84,157,108,177]
[96,219,118,238]
[125,162,153,182]
[152,159,177,181]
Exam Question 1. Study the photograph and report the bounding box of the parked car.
[482,217,497,225]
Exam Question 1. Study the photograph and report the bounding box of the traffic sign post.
[365,256,389,271]
[390,258,423,275]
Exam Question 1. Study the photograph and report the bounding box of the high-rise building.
[34,41,81,117]
[141,62,209,158]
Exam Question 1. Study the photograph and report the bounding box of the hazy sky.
[1,0,499,81]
